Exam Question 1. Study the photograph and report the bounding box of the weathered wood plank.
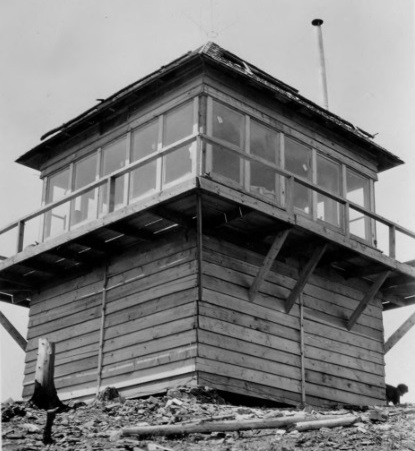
[198,371,302,405]
[199,316,300,356]
[196,357,301,395]
[103,330,197,367]
[200,301,299,342]
[104,315,196,354]
[199,343,300,382]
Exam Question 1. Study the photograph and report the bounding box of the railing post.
[16,221,25,253]
[389,225,396,259]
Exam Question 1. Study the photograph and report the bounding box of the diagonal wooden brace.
[0,310,27,351]
[384,309,415,353]
[249,229,291,302]
[285,243,328,313]
[347,270,390,330]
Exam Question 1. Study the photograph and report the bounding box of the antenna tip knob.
[312,18,324,26]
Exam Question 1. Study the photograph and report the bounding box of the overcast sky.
[1,0,414,402]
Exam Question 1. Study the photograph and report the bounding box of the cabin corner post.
[196,192,203,381]
[96,263,109,395]
[299,293,306,406]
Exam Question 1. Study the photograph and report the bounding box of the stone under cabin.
[0,42,414,407]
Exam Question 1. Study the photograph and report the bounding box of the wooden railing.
[0,133,414,264]
[201,135,415,263]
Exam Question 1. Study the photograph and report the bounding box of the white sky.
[0,0,414,403]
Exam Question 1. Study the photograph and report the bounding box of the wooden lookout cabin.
[1,42,414,407]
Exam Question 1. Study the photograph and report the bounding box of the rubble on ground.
[2,386,415,450]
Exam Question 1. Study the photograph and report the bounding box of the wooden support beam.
[285,243,327,313]
[0,310,27,350]
[152,206,195,229]
[345,263,389,279]
[105,222,154,242]
[384,310,415,353]
[204,206,251,231]
[249,229,291,302]
[347,271,390,330]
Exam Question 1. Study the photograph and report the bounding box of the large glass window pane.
[163,143,194,185]
[71,153,98,227]
[285,137,312,214]
[316,155,342,228]
[163,102,194,146]
[347,169,370,241]
[211,100,243,148]
[211,144,241,184]
[250,120,280,201]
[130,120,158,201]
[129,161,157,200]
[44,168,70,239]
[99,137,127,214]
[131,120,158,161]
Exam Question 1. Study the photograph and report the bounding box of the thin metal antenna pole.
[312,19,329,110]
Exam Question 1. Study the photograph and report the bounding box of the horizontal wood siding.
[23,232,198,400]
[200,236,385,407]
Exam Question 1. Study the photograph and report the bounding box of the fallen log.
[288,414,358,432]
[122,413,358,437]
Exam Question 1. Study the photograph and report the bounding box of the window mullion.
[311,148,317,221]
[156,115,163,192]
[244,115,250,190]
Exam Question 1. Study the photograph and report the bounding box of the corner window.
[209,100,244,185]
[71,153,99,227]
[163,101,194,146]
[249,119,280,201]
[211,100,244,147]
[99,137,127,215]
[44,168,70,239]
[347,169,371,241]
[284,137,312,214]
[316,155,342,228]
[130,120,159,200]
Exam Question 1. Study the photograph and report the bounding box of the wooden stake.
[29,338,65,411]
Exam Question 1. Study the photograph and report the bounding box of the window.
[284,137,312,214]
[44,168,70,239]
[316,155,342,228]
[347,169,371,241]
[99,137,127,214]
[71,153,99,227]
[130,120,159,200]
[211,100,243,147]
[249,119,280,201]
[209,100,244,185]
[163,101,194,146]
[163,143,195,185]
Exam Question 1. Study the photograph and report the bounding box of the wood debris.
[1,386,415,450]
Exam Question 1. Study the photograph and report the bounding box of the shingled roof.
[17,42,403,172]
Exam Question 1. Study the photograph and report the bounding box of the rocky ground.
[2,386,415,451]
